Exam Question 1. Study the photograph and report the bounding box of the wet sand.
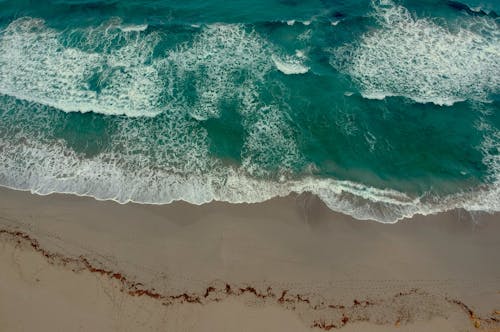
[0,186,499,331]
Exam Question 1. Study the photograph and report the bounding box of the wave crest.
[330,0,500,105]
[272,55,309,75]
[0,18,164,116]
[1,96,499,224]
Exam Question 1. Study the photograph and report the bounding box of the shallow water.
[0,0,498,222]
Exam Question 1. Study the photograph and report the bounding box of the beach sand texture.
[0,187,499,331]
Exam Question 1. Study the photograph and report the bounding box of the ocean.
[0,0,498,223]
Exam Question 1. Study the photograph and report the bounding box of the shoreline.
[0,186,499,331]
[1,181,498,225]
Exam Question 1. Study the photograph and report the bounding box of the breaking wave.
[272,55,310,75]
[0,12,498,224]
[330,0,500,105]
[0,18,308,118]
[0,18,164,116]
[1,95,499,223]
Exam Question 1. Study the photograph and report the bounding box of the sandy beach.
[0,186,499,331]
[1,0,499,330]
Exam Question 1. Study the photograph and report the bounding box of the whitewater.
[0,0,498,223]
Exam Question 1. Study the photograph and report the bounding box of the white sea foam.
[0,20,314,217]
[0,19,307,171]
[330,0,500,105]
[272,55,309,75]
[0,95,411,223]
[161,23,308,122]
[0,135,418,223]
[5,129,499,223]
[295,50,306,58]
[0,18,164,116]
[285,19,311,26]
[0,19,308,120]
[241,105,303,175]
[2,95,499,224]
[2,122,499,224]
[1,17,498,223]
[164,24,274,121]
[119,24,148,32]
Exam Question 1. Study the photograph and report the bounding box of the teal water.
[0,0,499,222]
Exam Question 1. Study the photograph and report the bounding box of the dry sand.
[0,186,499,331]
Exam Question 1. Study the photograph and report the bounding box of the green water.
[0,0,498,222]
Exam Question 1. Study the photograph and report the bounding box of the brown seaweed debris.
[2,228,498,331]
[312,320,337,330]
[446,298,499,329]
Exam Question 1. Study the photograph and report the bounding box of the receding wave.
[1,96,499,223]
[330,0,500,105]
[1,128,498,223]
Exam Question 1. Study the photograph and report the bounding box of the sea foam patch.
[0,17,309,119]
[165,24,273,121]
[272,55,309,75]
[0,95,414,223]
[2,95,500,224]
[0,18,164,117]
[241,105,303,176]
[0,19,307,178]
[7,125,498,224]
[330,0,500,105]
[162,24,306,172]
[1,14,498,224]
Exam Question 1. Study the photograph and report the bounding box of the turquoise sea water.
[0,0,498,222]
